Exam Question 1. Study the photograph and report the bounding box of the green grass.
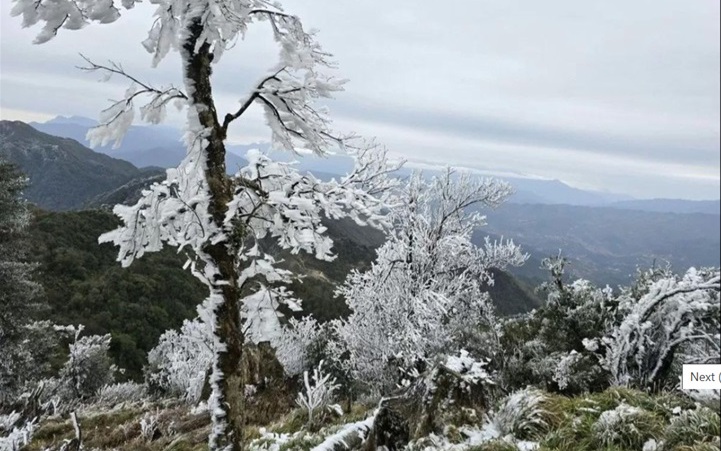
[664,407,721,450]
[535,389,711,451]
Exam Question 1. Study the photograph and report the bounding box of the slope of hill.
[0,121,141,211]
[27,209,207,380]
[86,169,166,209]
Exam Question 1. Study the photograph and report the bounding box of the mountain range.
[29,116,720,214]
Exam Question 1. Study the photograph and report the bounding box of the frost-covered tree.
[147,299,214,403]
[331,170,527,394]
[589,267,720,388]
[10,1,398,447]
[0,161,40,342]
[497,255,615,394]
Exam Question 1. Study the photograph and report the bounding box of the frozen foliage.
[81,57,187,149]
[101,144,398,338]
[10,0,138,44]
[97,382,148,405]
[147,302,214,403]
[295,360,340,429]
[59,325,116,400]
[273,316,323,376]
[0,411,21,432]
[492,388,551,440]
[443,350,494,390]
[140,410,160,442]
[331,170,526,393]
[0,416,36,450]
[592,403,657,449]
[552,350,582,391]
[595,267,720,387]
[664,406,721,450]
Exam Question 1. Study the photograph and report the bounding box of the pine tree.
[0,160,44,405]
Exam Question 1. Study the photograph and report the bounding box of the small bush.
[592,403,663,449]
[492,387,557,440]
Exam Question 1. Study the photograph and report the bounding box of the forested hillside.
[23,207,541,381]
[26,209,206,379]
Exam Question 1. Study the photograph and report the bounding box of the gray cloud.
[1,0,718,199]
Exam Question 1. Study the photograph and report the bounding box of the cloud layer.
[1,0,718,199]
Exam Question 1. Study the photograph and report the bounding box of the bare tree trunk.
[182,18,245,451]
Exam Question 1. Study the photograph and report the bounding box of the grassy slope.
[24,388,719,451]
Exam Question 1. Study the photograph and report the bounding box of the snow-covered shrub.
[497,321,606,395]
[494,257,615,395]
[140,411,160,442]
[662,406,720,450]
[492,388,554,440]
[443,350,494,392]
[274,316,324,377]
[0,416,36,450]
[59,326,116,400]
[497,261,720,395]
[592,403,663,449]
[295,360,341,429]
[146,302,213,403]
[595,267,720,388]
[97,382,147,405]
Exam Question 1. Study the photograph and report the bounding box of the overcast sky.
[1,0,719,200]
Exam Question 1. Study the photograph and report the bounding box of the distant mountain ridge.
[0,120,141,211]
[608,198,720,215]
[479,203,721,288]
[29,116,250,172]
[28,116,720,215]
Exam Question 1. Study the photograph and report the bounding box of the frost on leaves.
[596,267,720,387]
